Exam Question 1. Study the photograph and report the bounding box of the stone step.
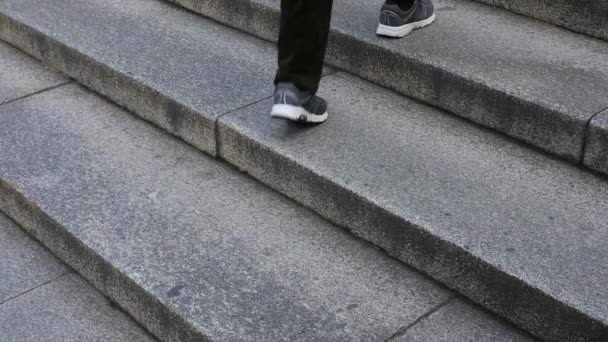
[470,0,608,41]
[0,0,605,341]
[0,81,535,341]
[164,0,608,176]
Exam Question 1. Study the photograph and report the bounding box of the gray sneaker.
[377,0,435,38]
[270,83,328,123]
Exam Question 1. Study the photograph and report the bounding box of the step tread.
[0,211,68,303]
[0,83,457,341]
[219,72,608,341]
[0,40,65,104]
[470,0,608,41]
[0,273,158,342]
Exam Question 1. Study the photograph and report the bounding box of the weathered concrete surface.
[0,273,157,342]
[219,72,608,342]
[471,0,608,41]
[392,299,536,342]
[0,40,65,104]
[0,83,456,341]
[584,109,608,175]
[0,211,67,303]
[168,0,608,165]
[0,0,278,155]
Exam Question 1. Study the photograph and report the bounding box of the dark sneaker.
[270,82,328,123]
[377,0,435,38]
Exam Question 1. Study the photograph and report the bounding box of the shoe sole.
[376,12,436,38]
[270,104,328,123]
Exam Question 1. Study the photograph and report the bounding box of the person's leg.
[271,0,333,123]
[274,0,334,94]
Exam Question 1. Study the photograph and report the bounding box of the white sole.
[376,12,436,38]
[270,104,328,123]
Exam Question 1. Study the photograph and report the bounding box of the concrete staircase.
[0,0,606,341]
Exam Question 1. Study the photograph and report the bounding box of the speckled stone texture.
[0,40,65,104]
[471,0,608,41]
[0,273,157,342]
[0,0,278,155]
[219,72,608,342]
[1,0,606,340]
[167,0,608,165]
[0,211,156,341]
[0,83,456,342]
[0,211,67,302]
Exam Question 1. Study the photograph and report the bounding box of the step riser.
[0,13,216,156]
[471,0,608,42]
[218,120,608,342]
[166,0,597,172]
[0,180,208,342]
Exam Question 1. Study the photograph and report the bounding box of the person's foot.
[270,83,328,123]
[377,0,435,38]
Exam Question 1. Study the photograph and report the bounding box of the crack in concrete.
[0,271,71,306]
[385,295,457,342]
[214,95,272,158]
[0,81,71,107]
